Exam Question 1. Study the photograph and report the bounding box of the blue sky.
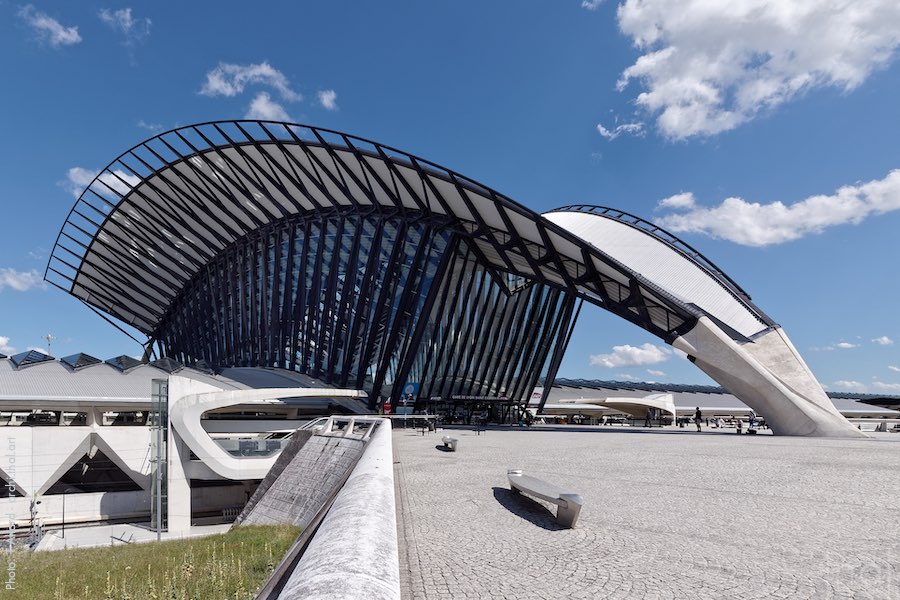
[1,1,899,393]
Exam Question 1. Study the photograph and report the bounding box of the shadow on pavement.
[491,487,566,531]
[434,444,453,452]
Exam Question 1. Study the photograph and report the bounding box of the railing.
[255,416,399,600]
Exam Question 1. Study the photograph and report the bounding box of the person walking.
[644,408,652,428]
[694,406,702,432]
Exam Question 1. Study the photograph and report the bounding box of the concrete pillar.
[167,427,192,534]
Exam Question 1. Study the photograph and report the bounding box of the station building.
[1,119,878,532]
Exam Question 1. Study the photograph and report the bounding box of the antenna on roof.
[42,333,56,356]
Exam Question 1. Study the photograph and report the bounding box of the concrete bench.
[441,436,458,451]
[507,469,582,528]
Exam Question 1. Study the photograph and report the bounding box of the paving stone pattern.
[394,427,900,599]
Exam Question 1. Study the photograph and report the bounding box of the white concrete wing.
[597,393,676,420]
[169,386,368,480]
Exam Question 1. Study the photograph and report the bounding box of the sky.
[1,1,899,394]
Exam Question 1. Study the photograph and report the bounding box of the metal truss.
[153,211,575,407]
[45,120,702,344]
[43,120,766,407]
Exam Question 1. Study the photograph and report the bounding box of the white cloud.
[62,167,141,198]
[0,268,44,292]
[136,120,162,132]
[812,341,859,351]
[26,347,49,355]
[0,336,15,354]
[245,92,291,121]
[656,169,900,246]
[98,8,151,43]
[581,0,605,10]
[590,343,671,368]
[834,380,867,392]
[657,192,696,210]
[647,369,665,377]
[888,365,900,373]
[615,0,900,139]
[872,336,894,346]
[596,121,644,141]
[872,381,900,392]
[18,5,82,48]
[616,373,639,381]
[317,89,338,111]
[200,62,301,101]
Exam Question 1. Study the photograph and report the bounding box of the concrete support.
[674,317,865,437]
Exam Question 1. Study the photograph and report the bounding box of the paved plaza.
[394,426,900,599]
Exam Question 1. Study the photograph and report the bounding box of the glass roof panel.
[60,352,102,370]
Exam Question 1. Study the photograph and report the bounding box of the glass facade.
[153,210,577,408]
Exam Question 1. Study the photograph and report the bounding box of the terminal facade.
[44,120,864,437]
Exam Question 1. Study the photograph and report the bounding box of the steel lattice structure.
[44,120,715,408]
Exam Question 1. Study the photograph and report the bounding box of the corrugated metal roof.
[0,358,346,405]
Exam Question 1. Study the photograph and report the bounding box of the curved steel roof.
[46,120,764,344]
[544,206,774,339]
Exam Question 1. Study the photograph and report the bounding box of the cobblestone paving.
[394,427,900,599]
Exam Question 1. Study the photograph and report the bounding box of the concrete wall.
[3,425,153,526]
[277,420,399,600]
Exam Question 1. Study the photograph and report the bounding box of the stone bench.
[507,469,583,528]
[441,436,458,451]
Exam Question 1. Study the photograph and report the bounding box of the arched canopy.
[45,120,755,344]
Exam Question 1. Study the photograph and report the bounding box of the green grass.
[11,524,300,600]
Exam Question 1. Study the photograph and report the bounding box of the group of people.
[693,407,758,432]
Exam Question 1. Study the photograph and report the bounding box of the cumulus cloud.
[18,5,82,47]
[657,192,696,210]
[200,62,301,101]
[0,336,13,354]
[590,343,671,368]
[581,0,605,10]
[833,380,867,392]
[596,121,644,141]
[0,268,44,292]
[98,8,151,44]
[317,89,338,111]
[888,365,900,373]
[656,169,900,246]
[245,92,291,121]
[872,381,900,392]
[812,341,859,351]
[872,336,894,346]
[615,0,900,139]
[647,369,665,377]
[62,167,141,198]
[834,342,859,350]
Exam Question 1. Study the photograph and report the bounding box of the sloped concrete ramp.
[239,432,366,529]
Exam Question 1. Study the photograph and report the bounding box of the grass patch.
[12,524,299,599]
